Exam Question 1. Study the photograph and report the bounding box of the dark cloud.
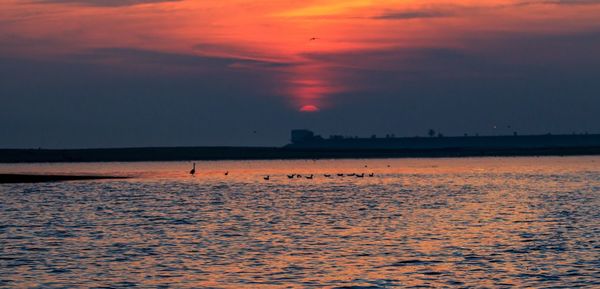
[374,1,600,20]
[33,0,179,7]
[373,10,453,20]
[523,0,600,5]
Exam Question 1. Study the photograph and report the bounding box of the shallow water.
[1,157,599,288]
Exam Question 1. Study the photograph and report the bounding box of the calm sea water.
[1,157,599,288]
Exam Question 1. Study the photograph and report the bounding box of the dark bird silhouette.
[368,173,374,177]
[356,173,364,178]
[224,171,229,176]
[324,174,331,177]
[189,163,196,176]
[309,37,319,41]
[364,165,368,168]
[306,174,314,179]
[296,174,302,178]
[347,173,356,177]
[337,173,344,177]
[264,175,270,180]
[287,174,295,179]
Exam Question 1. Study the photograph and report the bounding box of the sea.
[1,157,599,288]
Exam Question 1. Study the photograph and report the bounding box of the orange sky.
[2,0,600,111]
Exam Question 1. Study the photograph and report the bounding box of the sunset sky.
[1,0,600,147]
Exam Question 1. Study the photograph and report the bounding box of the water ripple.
[1,157,599,288]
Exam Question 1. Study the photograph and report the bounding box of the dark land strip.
[1,146,600,163]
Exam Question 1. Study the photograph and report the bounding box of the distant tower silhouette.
[428,129,436,138]
[190,163,196,176]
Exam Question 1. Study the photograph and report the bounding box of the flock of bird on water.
[188,162,383,180]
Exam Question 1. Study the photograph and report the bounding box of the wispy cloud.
[192,43,295,69]
[72,47,294,72]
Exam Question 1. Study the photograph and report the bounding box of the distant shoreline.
[1,146,600,163]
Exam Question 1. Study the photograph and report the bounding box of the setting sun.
[299,104,320,112]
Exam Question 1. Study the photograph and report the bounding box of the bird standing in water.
[190,163,196,176]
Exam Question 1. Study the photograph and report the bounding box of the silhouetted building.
[291,129,324,144]
[291,129,314,143]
